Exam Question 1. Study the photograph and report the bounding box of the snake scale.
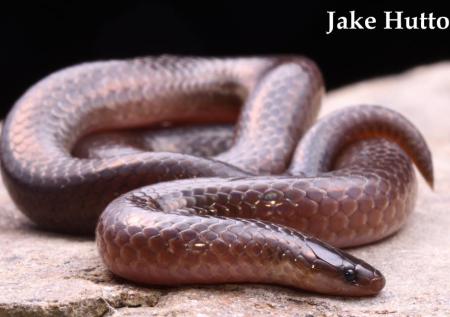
[0,56,433,296]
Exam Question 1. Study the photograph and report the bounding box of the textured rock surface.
[1,62,449,316]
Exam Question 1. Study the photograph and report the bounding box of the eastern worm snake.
[0,56,433,296]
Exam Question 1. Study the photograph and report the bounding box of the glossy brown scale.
[0,56,433,296]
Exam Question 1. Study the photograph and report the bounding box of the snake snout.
[349,264,386,295]
[368,269,386,293]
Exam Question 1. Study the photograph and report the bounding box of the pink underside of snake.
[0,56,433,296]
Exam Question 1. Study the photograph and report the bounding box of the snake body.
[0,56,433,296]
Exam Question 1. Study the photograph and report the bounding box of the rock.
[1,63,450,316]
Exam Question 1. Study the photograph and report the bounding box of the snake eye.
[343,268,357,283]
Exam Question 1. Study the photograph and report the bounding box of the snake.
[0,56,433,296]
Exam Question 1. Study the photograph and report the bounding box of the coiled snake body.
[0,56,433,296]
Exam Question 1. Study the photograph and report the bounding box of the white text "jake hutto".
[326,11,449,34]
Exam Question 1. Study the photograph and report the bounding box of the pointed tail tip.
[421,161,434,190]
[427,177,434,190]
[427,174,434,190]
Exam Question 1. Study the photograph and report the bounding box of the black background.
[1,1,449,118]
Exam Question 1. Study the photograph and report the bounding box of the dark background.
[1,1,449,118]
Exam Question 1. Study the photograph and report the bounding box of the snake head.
[302,237,385,296]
